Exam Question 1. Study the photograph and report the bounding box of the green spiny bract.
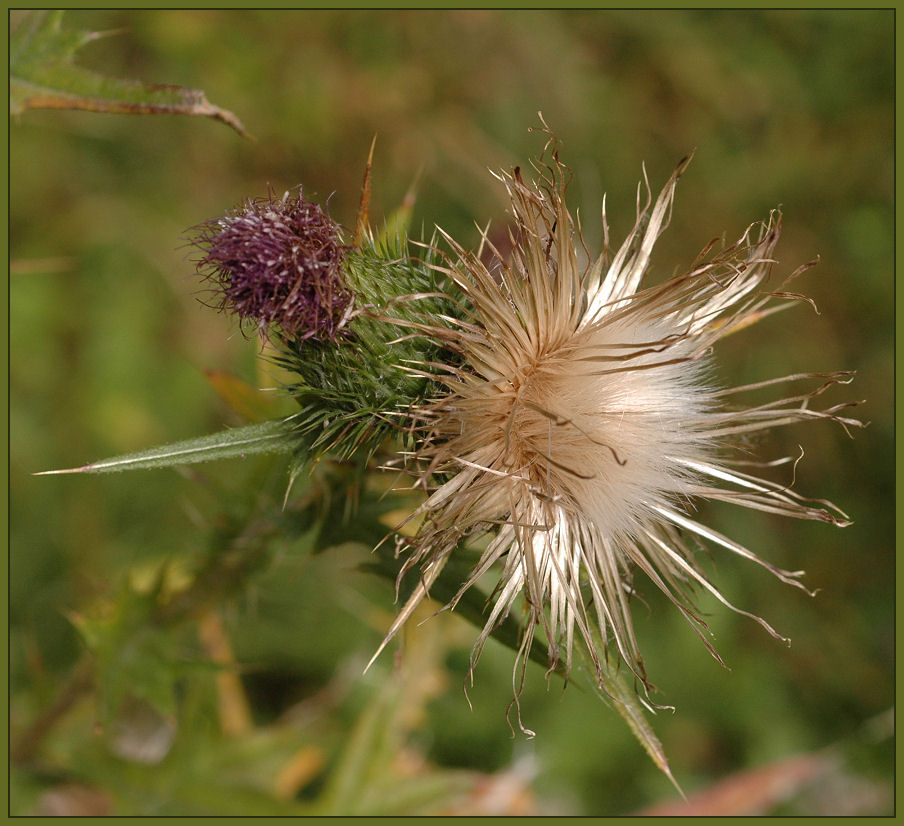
[272,230,461,467]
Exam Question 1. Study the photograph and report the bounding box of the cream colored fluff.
[371,131,861,725]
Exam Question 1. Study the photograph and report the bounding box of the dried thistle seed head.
[192,189,353,342]
[370,129,862,727]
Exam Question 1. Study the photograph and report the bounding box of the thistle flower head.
[375,130,862,720]
[192,189,353,342]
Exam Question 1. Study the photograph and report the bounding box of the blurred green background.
[10,9,893,816]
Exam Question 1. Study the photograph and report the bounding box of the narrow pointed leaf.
[36,418,298,475]
[579,640,684,795]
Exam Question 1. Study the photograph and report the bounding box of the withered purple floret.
[193,190,353,341]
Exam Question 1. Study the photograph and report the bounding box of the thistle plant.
[42,123,862,780]
[186,183,457,474]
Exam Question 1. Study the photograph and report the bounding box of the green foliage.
[10,11,247,135]
[70,570,190,722]
[10,9,893,817]
[38,418,299,474]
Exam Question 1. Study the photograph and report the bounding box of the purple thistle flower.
[192,189,353,342]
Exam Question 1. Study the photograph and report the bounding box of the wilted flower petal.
[374,130,862,722]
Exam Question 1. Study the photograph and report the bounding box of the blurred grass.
[10,9,893,816]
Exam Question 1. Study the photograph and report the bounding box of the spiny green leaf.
[36,417,298,475]
[579,633,684,795]
[10,10,93,68]
[10,10,248,136]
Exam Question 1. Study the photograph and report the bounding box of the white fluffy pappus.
[372,131,863,728]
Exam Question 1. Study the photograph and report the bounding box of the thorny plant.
[41,121,863,781]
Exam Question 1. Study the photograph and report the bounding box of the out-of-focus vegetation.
[10,11,247,135]
[10,10,892,816]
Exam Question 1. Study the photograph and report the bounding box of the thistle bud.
[192,189,353,342]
